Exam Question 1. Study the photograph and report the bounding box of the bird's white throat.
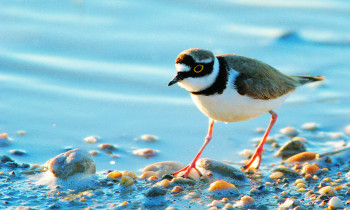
[177,57,220,92]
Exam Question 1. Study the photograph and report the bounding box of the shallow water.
[1,0,350,174]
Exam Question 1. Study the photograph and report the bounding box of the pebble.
[107,171,122,179]
[345,125,350,135]
[0,133,11,147]
[47,148,96,179]
[208,180,238,192]
[99,144,117,151]
[328,196,343,208]
[171,177,196,185]
[196,158,246,182]
[275,139,306,160]
[208,200,224,208]
[133,148,156,158]
[280,126,298,137]
[301,122,319,131]
[10,149,27,156]
[144,186,166,197]
[17,131,26,135]
[239,149,253,158]
[234,195,255,207]
[140,134,158,142]
[184,192,200,199]
[223,203,233,209]
[286,151,317,162]
[84,136,99,143]
[155,179,170,188]
[142,161,186,178]
[319,186,336,196]
[271,166,299,177]
[279,198,297,208]
[270,171,283,179]
[89,150,99,156]
[301,163,319,175]
[171,185,184,194]
[120,176,134,187]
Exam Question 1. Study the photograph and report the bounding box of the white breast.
[190,70,293,122]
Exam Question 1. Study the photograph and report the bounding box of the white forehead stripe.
[175,63,191,72]
[195,57,213,64]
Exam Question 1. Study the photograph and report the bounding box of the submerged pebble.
[120,175,134,187]
[234,195,256,207]
[345,125,350,135]
[275,139,306,160]
[133,148,156,158]
[141,134,158,142]
[196,158,246,182]
[84,136,99,144]
[280,126,298,137]
[144,186,166,197]
[10,149,27,156]
[143,161,185,178]
[302,122,319,131]
[99,144,117,151]
[47,148,96,179]
[0,133,11,147]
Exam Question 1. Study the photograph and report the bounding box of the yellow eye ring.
[193,64,204,73]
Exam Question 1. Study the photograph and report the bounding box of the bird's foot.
[173,163,202,178]
[242,149,262,170]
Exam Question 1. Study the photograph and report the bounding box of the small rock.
[208,180,238,193]
[10,149,27,156]
[239,149,253,158]
[0,155,15,163]
[171,177,196,185]
[0,133,11,147]
[302,122,319,131]
[184,192,200,199]
[133,148,156,158]
[141,134,158,142]
[17,131,26,135]
[208,200,224,208]
[328,196,343,208]
[144,186,166,197]
[84,136,99,143]
[279,198,297,208]
[270,171,283,179]
[143,161,185,178]
[275,139,306,160]
[107,171,122,179]
[280,126,298,137]
[99,144,116,151]
[345,125,350,135]
[319,186,336,196]
[196,158,246,182]
[47,148,96,179]
[301,163,319,175]
[234,195,256,208]
[271,166,299,177]
[255,128,265,133]
[286,152,317,162]
[171,185,184,194]
[120,176,134,187]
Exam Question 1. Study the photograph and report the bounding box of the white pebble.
[141,134,158,142]
[345,125,350,135]
[207,200,223,208]
[84,136,99,143]
[280,126,298,137]
[239,149,253,158]
[133,148,156,158]
[328,196,343,208]
[302,122,319,131]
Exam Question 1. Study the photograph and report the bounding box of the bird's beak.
[168,73,183,86]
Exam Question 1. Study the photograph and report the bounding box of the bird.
[168,48,323,178]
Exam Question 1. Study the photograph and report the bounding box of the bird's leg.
[243,110,278,170]
[173,119,215,178]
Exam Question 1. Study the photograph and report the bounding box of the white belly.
[190,89,293,122]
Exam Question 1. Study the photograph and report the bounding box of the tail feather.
[291,75,324,85]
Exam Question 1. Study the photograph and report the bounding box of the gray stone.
[47,148,96,179]
[144,186,166,197]
[196,158,246,182]
[275,139,306,160]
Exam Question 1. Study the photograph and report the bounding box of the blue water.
[1,0,350,172]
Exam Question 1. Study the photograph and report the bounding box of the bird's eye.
[193,65,204,73]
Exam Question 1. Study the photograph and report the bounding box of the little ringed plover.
[168,48,323,178]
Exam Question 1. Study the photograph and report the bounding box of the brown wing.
[218,54,297,100]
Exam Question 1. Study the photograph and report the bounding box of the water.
[1,0,350,173]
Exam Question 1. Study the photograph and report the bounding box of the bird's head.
[168,48,217,92]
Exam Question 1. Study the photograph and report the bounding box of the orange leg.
[173,119,215,178]
[243,110,278,170]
